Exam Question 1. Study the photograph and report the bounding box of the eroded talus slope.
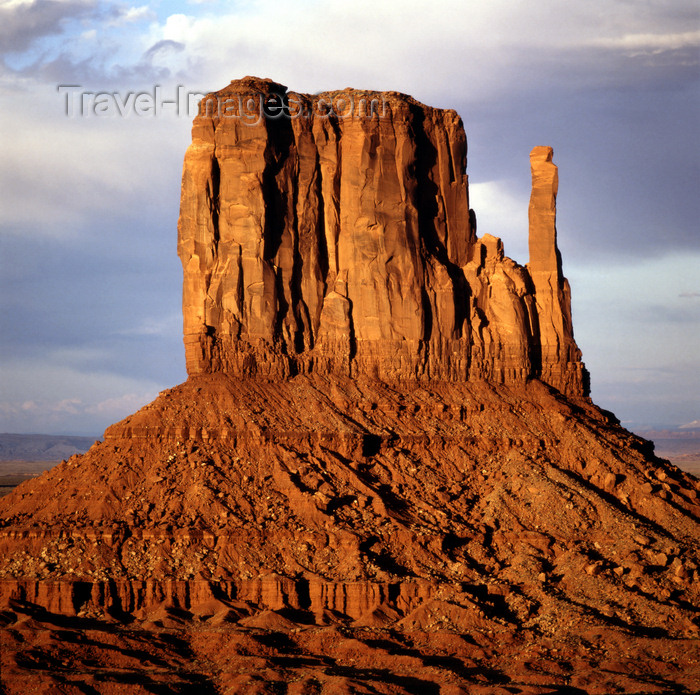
[1,375,698,642]
[3,617,699,694]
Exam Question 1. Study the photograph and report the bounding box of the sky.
[0,0,698,436]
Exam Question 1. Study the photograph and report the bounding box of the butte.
[1,77,698,693]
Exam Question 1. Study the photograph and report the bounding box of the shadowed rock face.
[178,77,588,395]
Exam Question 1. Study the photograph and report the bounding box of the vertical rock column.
[527,146,588,396]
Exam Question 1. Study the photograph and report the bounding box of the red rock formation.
[178,77,587,395]
[1,78,698,692]
[527,145,588,395]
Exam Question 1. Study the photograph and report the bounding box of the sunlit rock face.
[527,145,588,397]
[178,77,588,396]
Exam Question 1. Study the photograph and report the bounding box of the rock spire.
[527,145,588,395]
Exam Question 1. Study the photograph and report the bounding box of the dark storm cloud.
[458,69,700,264]
[0,0,95,54]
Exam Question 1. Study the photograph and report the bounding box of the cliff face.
[178,77,587,395]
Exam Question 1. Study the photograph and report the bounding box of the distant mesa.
[0,434,95,462]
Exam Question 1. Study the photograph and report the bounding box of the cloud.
[124,0,700,100]
[116,313,182,337]
[5,1,699,100]
[591,30,700,54]
[0,86,191,238]
[84,391,158,415]
[1,0,698,436]
[107,4,154,27]
[0,0,95,54]
[680,420,700,430]
[0,391,157,433]
[468,181,529,264]
[1,1,182,85]
[140,38,189,76]
[143,39,185,61]
[568,251,700,427]
[680,292,700,298]
[0,360,162,434]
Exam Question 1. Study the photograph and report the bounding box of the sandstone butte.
[1,77,698,694]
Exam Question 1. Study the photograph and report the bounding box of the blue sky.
[0,0,698,435]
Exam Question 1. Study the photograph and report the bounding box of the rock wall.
[178,76,588,395]
[0,576,438,621]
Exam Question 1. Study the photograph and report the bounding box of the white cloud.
[591,30,700,54]
[2,1,35,8]
[160,12,198,42]
[468,181,529,264]
[107,4,154,27]
[123,0,699,102]
[4,0,698,103]
[0,87,191,238]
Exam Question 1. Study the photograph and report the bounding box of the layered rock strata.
[1,376,698,625]
[179,77,587,395]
